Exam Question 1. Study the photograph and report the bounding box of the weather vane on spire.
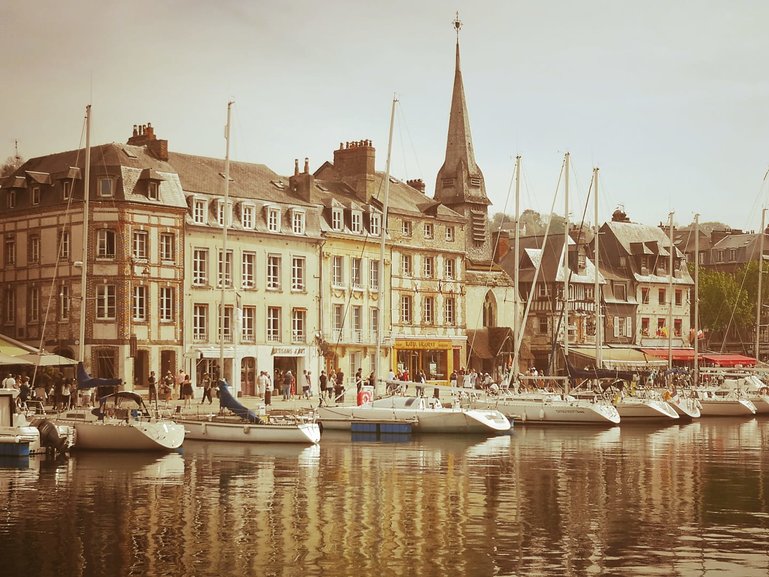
[453,11,462,39]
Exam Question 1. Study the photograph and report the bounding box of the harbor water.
[2,418,769,577]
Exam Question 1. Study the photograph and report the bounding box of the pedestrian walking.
[201,373,213,404]
[148,370,157,403]
[303,370,312,399]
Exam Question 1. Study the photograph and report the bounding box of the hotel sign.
[271,347,305,357]
[394,340,453,350]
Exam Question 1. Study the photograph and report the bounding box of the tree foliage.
[1,154,23,177]
[693,262,761,335]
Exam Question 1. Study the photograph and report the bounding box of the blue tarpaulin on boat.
[218,380,262,423]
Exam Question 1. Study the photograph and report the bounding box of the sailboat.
[58,106,185,451]
[173,102,320,444]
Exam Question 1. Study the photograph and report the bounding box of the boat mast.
[755,208,766,364]
[667,211,674,375]
[219,101,233,384]
[562,153,570,367]
[375,94,397,397]
[593,168,601,369]
[78,104,91,365]
[693,213,700,385]
[512,155,521,378]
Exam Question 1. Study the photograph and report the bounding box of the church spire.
[435,14,492,262]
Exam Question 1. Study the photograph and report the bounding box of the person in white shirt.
[1,373,16,388]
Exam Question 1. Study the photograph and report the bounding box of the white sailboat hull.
[697,398,756,417]
[73,420,185,451]
[473,395,620,425]
[668,396,701,419]
[614,398,679,421]
[176,418,320,444]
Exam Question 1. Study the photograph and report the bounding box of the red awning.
[701,354,756,367]
[640,348,697,361]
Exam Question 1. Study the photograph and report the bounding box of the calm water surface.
[2,418,769,577]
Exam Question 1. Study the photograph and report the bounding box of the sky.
[2,0,769,231]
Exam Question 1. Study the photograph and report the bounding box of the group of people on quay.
[2,369,83,410]
[145,369,201,407]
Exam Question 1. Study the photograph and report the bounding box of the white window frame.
[242,251,256,289]
[96,229,116,259]
[241,203,255,230]
[193,304,208,341]
[292,308,306,342]
[332,255,344,286]
[132,230,148,261]
[160,233,174,262]
[96,285,117,320]
[30,235,40,264]
[62,180,71,201]
[401,294,412,324]
[29,286,39,323]
[445,226,455,242]
[331,208,343,231]
[291,210,306,235]
[370,213,381,237]
[291,256,305,291]
[267,306,281,342]
[32,187,40,205]
[402,220,412,236]
[267,254,281,290]
[444,258,455,280]
[423,295,434,325]
[267,207,281,233]
[159,287,174,322]
[351,211,363,233]
[4,237,15,266]
[242,306,256,342]
[369,260,380,290]
[352,305,362,343]
[217,200,233,227]
[133,285,147,322]
[351,257,363,289]
[193,199,207,224]
[218,249,233,288]
[402,254,412,276]
[98,177,113,198]
[424,223,434,239]
[370,307,379,340]
[192,249,208,286]
[59,284,70,321]
[445,297,455,325]
[59,230,71,260]
[423,256,434,279]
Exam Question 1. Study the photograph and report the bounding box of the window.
[333,304,344,340]
[242,306,256,342]
[96,229,116,259]
[133,285,147,321]
[613,282,626,301]
[96,285,117,320]
[674,318,683,337]
[585,286,594,301]
[7,190,16,209]
[58,230,71,260]
[29,235,40,264]
[217,201,232,227]
[242,252,256,289]
[59,284,70,321]
[445,226,455,242]
[444,258,455,280]
[423,256,434,279]
[657,318,667,336]
[4,236,15,266]
[159,287,174,322]
[32,187,40,205]
[148,181,159,200]
[729,249,737,262]
[192,249,208,286]
[160,233,174,262]
[292,211,305,234]
[370,213,381,236]
[424,223,434,239]
[242,204,255,229]
[3,287,14,324]
[219,306,233,342]
[641,287,650,304]
[193,199,206,224]
[98,177,113,197]
[402,220,412,236]
[370,307,379,340]
[352,306,362,342]
[267,207,281,232]
[658,288,666,305]
[423,296,434,324]
[28,286,39,323]
[267,306,281,342]
[218,249,233,287]
[193,304,208,341]
[292,309,306,342]
[62,181,72,201]
[292,257,305,291]
[267,255,281,290]
[614,316,625,338]
[537,284,548,299]
[537,316,548,334]
[332,255,344,286]
[369,260,380,290]
[331,208,343,231]
[401,294,412,323]
[641,317,650,336]
[351,211,362,233]
[402,254,412,276]
[133,231,148,260]
[445,297,455,325]
[675,289,683,307]
[351,258,362,289]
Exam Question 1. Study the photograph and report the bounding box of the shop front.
[392,339,461,385]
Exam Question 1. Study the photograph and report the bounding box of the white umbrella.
[17,353,77,366]
[0,352,33,366]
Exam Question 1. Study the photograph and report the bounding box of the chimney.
[289,156,314,202]
[407,178,426,193]
[494,231,510,262]
[332,139,376,203]
[126,122,168,161]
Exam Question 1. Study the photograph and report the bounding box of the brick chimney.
[127,122,169,162]
[289,157,314,202]
[494,231,510,262]
[407,178,426,193]
[332,140,375,203]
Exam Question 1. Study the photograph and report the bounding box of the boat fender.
[243,425,250,434]
[538,408,545,421]
[201,423,207,435]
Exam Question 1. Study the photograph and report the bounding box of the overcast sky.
[2,1,768,230]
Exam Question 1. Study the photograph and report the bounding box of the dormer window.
[351,211,363,234]
[423,223,434,239]
[7,190,16,209]
[32,187,40,205]
[62,181,72,200]
[266,206,281,232]
[445,226,455,242]
[241,203,255,229]
[192,198,206,224]
[331,207,343,231]
[148,181,159,201]
[291,209,306,235]
[98,177,113,198]
[370,213,381,237]
[216,200,233,227]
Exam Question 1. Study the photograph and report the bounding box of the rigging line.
[394,100,425,185]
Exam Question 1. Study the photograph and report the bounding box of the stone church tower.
[434,16,492,265]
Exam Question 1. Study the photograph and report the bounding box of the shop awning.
[0,352,33,366]
[641,348,697,362]
[467,330,493,360]
[701,353,756,367]
[17,352,77,366]
[570,346,666,367]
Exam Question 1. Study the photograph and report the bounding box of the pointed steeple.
[435,14,492,262]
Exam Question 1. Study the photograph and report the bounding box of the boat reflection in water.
[3,419,769,576]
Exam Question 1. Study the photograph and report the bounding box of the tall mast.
[512,155,521,376]
[562,153,570,362]
[219,101,233,383]
[667,211,674,373]
[756,208,766,363]
[375,95,397,397]
[693,213,700,385]
[593,168,601,368]
[78,105,91,365]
